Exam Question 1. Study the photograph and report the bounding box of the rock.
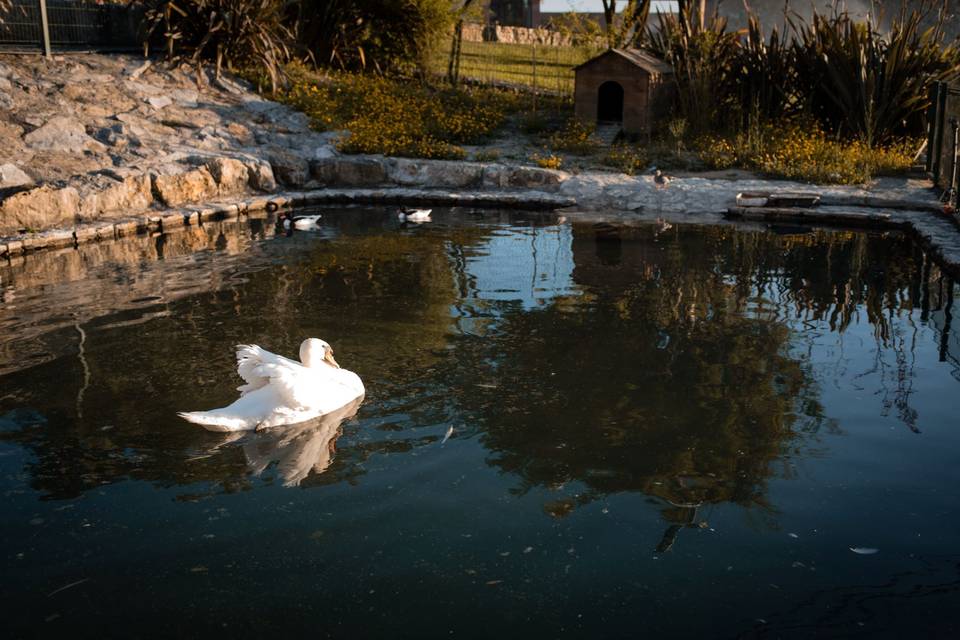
[314,145,337,160]
[170,89,199,107]
[151,167,218,207]
[77,174,153,219]
[147,96,173,110]
[0,164,33,190]
[125,79,163,96]
[388,158,484,188]
[243,158,277,192]
[93,123,139,150]
[62,84,87,101]
[206,157,250,195]
[268,149,309,187]
[0,185,80,235]
[483,164,567,189]
[24,116,106,154]
[0,76,12,93]
[311,157,388,187]
[225,122,252,144]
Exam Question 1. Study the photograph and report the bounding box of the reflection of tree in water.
[449,224,954,547]
[0,216,489,499]
[0,217,955,518]
[724,228,957,434]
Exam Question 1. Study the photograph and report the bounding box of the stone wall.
[460,22,573,47]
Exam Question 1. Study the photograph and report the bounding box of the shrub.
[294,0,453,75]
[520,113,552,135]
[696,122,917,184]
[601,144,648,175]
[144,0,292,91]
[548,119,600,155]
[791,4,960,146]
[272,65,516,159]
[646,7,740,135]
[645,1,959,145]
[532,153,563,169]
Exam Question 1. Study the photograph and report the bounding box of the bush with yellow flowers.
[601,144,648,175]
[548,119,600,155]
[695,121,916,184]
[265,63,541,160]
[532,152,563,169]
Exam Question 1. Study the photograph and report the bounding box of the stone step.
[595,121,622,146]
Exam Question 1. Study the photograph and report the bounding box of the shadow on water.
[0,214,957,505]
[1,207,959,636]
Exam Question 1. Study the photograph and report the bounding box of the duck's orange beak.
[324,349,340,368]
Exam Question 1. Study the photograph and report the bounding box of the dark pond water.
[1,207,959,638]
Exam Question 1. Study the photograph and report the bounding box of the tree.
[600,0,654,48]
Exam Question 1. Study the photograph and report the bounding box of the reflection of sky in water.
[2,211,960,638]
[462,223,578,309]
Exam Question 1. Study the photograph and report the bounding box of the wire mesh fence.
[432,39,601,97]
[0,0,144,52]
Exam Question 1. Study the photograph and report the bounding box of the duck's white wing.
[236,344,302,396]
[240,359,316,410]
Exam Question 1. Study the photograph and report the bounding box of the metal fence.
[433,39,599,97]
[927,82,960,209]
[0,0,144,53]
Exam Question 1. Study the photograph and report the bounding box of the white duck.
[178,338,364,432]
[398,207,432,222]
[281,213,323,230]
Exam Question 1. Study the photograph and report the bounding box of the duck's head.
[300,338,340,369]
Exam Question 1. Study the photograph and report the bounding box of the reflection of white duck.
[398,207,432,222]
[178,338,364,432]
[243,396,363,486]
[281,213,323,230]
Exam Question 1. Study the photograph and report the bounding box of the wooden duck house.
[573,48,674,137]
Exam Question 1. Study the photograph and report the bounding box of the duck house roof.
[574,48,673,75]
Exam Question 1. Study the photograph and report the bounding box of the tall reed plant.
[790,2,960,146]
[144,0,292,91]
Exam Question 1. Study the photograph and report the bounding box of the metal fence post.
[38,0,52,57]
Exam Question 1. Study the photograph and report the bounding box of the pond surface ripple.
[1,207,959,638]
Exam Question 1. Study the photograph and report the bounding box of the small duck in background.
[654,169,671,190]
[280,213,323,230]
[398,207,432,222]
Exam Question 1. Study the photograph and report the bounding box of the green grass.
[432,40,600,94]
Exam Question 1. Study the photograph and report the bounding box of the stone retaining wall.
[0,154,568,237]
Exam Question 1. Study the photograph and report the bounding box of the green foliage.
[532,152,563,169]
[600,0,654,49]
[734,15,802,128]
[790,3,960,146]
[519,112,552,135]
[645,0,960,146]
[645,5,739,135]
[275,64,525,159]
[294,0,453,75]
[696,121,917,184]
[548,119,601,155]
[601,144,648,175]
[144,0,292,91]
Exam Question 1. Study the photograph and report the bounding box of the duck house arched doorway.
[597,81,624,122]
